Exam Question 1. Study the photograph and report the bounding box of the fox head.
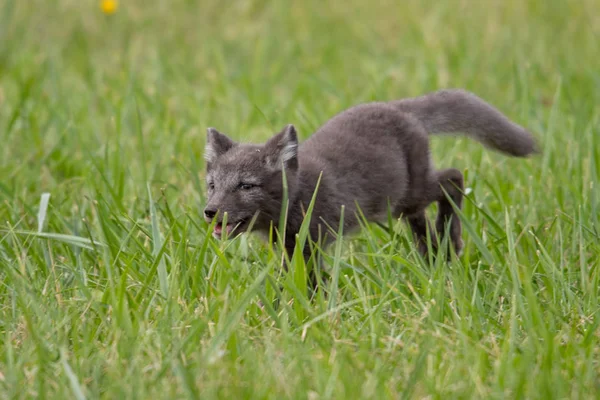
[203,124,299,239]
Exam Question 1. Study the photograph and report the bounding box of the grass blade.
[148,183,169,299]
[59,348,87,400]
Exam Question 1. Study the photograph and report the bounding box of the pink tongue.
[213,223,233,235]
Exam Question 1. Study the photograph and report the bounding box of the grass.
[1,0,599,398]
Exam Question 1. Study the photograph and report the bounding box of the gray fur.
[203,89,537,284]
[392,89,537,156]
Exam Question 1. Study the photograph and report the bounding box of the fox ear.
[205,128,235,166]
[264,124,298,170]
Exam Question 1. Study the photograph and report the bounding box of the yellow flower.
[100,0,118,15]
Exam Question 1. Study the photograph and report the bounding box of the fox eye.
[238,182,256,190]
[207,182,215,191]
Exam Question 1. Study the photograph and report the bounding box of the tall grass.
[1,0,599,398]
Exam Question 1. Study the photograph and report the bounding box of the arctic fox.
[203,89,536,273]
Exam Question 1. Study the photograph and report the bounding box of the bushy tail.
[392,89,538,157]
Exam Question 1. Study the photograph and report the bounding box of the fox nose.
[204,208,217,219]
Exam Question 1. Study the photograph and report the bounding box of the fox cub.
[203,89,536,270]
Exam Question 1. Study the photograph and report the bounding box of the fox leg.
[432,168,464,256]
[405,211,438,256]
[282,240,323,294]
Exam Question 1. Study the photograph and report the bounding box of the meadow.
[1,0,599,398]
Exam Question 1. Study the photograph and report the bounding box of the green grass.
[1,0,599,398]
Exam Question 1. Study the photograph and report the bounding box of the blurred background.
[1,0,598,208]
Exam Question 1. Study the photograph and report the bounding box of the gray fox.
[203,89,536,278]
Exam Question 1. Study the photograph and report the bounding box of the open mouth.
[212,219,248,239]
